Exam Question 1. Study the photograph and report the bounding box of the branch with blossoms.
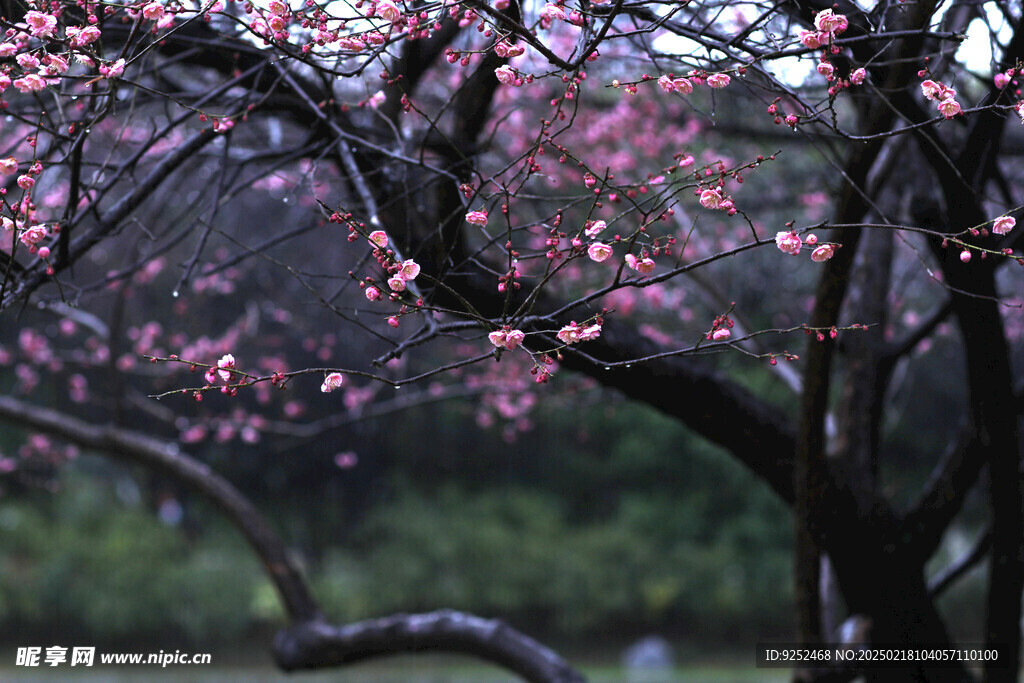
[0,0,1022,676]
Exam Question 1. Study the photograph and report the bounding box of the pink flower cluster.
[584,219,606,238]
[556,321,602,344]
[775,231,837,261]
[488,328,526,351]
[800,9,848,48]
[204,354,236,384]
[921,80,961,119]
[658,75,693,94]
[465,210,488,226]
[362,230,421,299]
[624,253,655,274]
[707,312,733,341]
[699,187,736,215]
[494,41,525,59]
[386,259,420,293]
[657,72,728,94]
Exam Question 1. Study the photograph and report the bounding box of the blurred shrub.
[0,473,262,648]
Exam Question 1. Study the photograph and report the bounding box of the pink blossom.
[367,91,386,109]
[465,210,488,226]
[505,329,525,350]
[388,276,406,292]
[17,53,40,70]
[699,188,723,209]
[338,36,366,51]
[814,9,848,35]
[673,77,693,94]
[584,219,607,238]
[100,59,126,80]
[216,353,236,382]
[268,0,289,15]
[19,224,47,247]
[387,316,399,328]
[712,328,731,341]
[810,244,836,262]
[706,73,730,89]
[587,242,613,262]
[805,234,818,245]
[995,72,1011,89]
[68,26,101,47]
[488,330,507,348]
[635,257,656,274]
[0,43,16,58]
[375,0,402,24]
[658,75,694,94]
[3,157,22,175]
[799,30,822,49]
[556,322,581,344]
[937,98,961,119]
[24,11,58,38]
[158,8,177,26]
[365,286,382,301]
[921,80,943,101]
[679,155,695,167]
[850,68,866,85]
[13,74,47,93]
[43,54,69,75]
[399,259,420,280]
[494,65,517,85]
[494,41,524,58]
[578,323,602,342]
[142,2,165,20]
[368,230,388,248]
[541,4,566,22]
[993,215,1016,235]
[17,175,34,190]
[960,249,971,263]
[489,329,525,351]
[775,230,802,255]
[817,61,834,79]
[321,372,344,393]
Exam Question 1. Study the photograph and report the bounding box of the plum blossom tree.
[0,0,1022,680]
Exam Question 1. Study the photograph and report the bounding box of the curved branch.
[273,610,586,683]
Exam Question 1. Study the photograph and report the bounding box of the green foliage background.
[0,399,798,652]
